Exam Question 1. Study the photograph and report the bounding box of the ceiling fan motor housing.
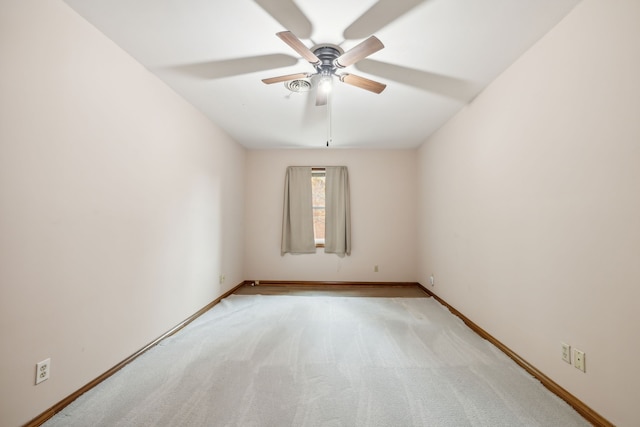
[313,45,344,77]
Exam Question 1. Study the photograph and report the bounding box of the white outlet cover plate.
[561,342,571,364]
[36,358,50,384]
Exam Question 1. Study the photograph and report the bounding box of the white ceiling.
[63,0,581,149]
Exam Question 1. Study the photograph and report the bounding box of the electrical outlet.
[374,265,379,272]
[35,358,50,385]
[219,275,225,284]
[573,348,586,372]
[561,343,571,364]
[429,275,435,286]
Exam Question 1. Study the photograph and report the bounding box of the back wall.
[244,149,418,283]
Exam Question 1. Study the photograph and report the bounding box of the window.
[311,168,325,246]
[281,166,350,257]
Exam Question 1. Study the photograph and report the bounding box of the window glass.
[311,170,325,246]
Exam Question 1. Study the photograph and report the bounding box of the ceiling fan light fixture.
[319,74,333,94]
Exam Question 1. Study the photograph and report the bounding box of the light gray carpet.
[44,295,589,426]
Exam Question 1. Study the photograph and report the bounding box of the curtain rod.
[289,166,345,169]
[286,166,326,170]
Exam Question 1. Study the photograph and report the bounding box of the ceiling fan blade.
[355,59,479,101]
[254,0,313,39]
[335,36,384,68]
[315,88,328,106]
[276,31,320,65]
[262,72,309,85]
[169,54,299,79]
[340,74,386,94]
[343,0,429,40]
[302,75,325,126]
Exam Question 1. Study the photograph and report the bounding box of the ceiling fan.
[261,31,387,106]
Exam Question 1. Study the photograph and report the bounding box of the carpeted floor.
[44,294,589,426]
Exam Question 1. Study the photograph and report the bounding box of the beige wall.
[244,149,418,282]
[0,1,245,426]
[417,0,640,425]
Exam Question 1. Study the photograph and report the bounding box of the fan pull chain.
[326,91,332,147]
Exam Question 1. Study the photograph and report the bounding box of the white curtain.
[281,166,315,255]
[324,166,351,256]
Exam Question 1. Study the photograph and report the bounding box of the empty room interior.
[1,1,639,426]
